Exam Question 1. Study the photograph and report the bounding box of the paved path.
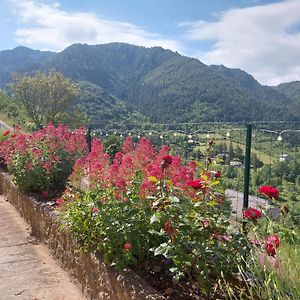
[225,189,269,219]
[0,120,13,131]
[0,195,86,300]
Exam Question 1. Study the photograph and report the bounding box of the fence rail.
[87,121,300,216]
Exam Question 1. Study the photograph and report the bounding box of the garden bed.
[2,125,296,300]
[0,170,165,300]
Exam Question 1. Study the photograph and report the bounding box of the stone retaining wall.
[0,171,165,300]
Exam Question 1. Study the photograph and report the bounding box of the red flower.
[186,179,203,190]
[3,130,10,137]
[265,243,276,256]
[214,170,221,179]
[42,191,49,199]
[161,155,173,169]
[56,198,64,207]
[114,179,126,189]
[243,207,262,221]
[164,221,177,237]
[266,235,280,248]
[265,235,279,256]
[258,185,279,200]
[123,242,132,250]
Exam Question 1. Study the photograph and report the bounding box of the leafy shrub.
[0,123,87,193]
[61,137,248,290]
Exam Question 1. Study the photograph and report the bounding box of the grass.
[194,138,275,165]
[0,112,15,127]
[220,239,300,300]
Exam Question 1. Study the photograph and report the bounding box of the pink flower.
[92,207,99,215]
[121,137,134,153]
[258,185,279,200]
[201,219,210,228]
[56,198,64,207]
[243,207,262,221]
[259,252,281,268]
[114,179,126,189]
[43,162,52,172]
[123,242,132,250]
[250,239,260,246]
[25,162,33,170]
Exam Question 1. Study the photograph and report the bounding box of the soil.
[133,259,249,300]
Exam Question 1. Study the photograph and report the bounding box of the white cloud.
[9,0,183,53]
[181,0,300,85]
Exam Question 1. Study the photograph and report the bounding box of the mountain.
[274,81,300,120]
[0,43,298,125]
[0,46,55,88]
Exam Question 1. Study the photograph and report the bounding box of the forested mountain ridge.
[274,81,300,120]
[0,46,55,87]
[0,43,298,124]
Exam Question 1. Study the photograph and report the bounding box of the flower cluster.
[62,136,246,290]
[0,123,88,193]
[243,207,262,221]
[265,235,280,257]
[258,185,279,200]
[243,186,283,270]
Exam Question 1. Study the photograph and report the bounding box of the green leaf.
[154,243,169,256]
[169,196,179,203]
[150,212,161,224]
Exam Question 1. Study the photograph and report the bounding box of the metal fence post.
[86,127,92,153]
[243,124,252,209]
[242,124,252,233]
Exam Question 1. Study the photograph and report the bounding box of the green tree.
[103,135,122,159]
[0,90,8,110]
[251,153,263,171]
[10,71,81,128]
[227,141,234,163]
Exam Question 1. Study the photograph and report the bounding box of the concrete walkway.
[225,189,269,219]
[0,195,86,300]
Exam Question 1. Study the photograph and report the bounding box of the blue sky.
[1,0,300,85]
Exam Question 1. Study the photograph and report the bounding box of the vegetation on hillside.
[0,43,299,125]
[9,71,87,129]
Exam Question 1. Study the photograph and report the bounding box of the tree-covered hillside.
[274,81,300,120]
[0,43,298,125]
[76,81,149,128]
[0,46,55,88]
